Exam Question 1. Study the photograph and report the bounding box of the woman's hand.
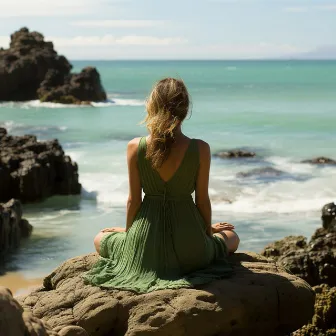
[212,222,235,233]
[100,227,126,233]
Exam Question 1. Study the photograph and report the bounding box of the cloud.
[71,20,167,28]
[284,7,308,13]
[284,4,336,13]
[0,0,117,17]
[48,35,187,47]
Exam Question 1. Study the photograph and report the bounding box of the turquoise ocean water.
[1,60,335,277]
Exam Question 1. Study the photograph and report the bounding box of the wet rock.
[0,199,32,262]
[237,167,285,178]
[214,149,256,159]
[15,252,314,336]
[261,203,336,287]
[0,128,81,203]
[322,202,336,230]
[301,157,336,165]
[0,27,106,104]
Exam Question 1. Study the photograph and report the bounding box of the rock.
[262,230,336,287]
[0,286,58,336]
[38,67,106,104]
[301,157,336,165]
[0,199,33,262]
[214,149,256,159]
[292,284,336,336]
[0,128,81,203]
[261,203,336,287]
[0,27,106,104]
[261,235,307,260]
[322,202,336,230]
[237,167,285,178]
[16,252,314,336]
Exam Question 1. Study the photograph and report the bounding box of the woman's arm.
[195,140,212,236]
[126,138,142,231]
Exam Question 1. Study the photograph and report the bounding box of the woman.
[83,78,239,293]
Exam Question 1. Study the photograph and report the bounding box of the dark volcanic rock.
[293,285,336,336]
[0,27,106,104]
[0,128,81,203]
[301,157,336,165]
[261,203,336,287]
[322,202,336,230]
[214,149,256,159]
[38,67,106,104]
[0,199,32,262]
[237,167,284,178]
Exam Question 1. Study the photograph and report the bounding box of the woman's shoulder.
[192,138,211,153]
[127,137,143,157]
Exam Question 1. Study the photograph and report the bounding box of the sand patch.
[0,272,43,297]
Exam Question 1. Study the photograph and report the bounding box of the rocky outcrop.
[301,157,336,165]
[237,167,284,178]
[214,149,256,159]
[292,285,336,336]
[38,67,106,105]
[0,27,106,104]
[0,128,81,203]
[14,252,314,336]
[0,199,32,261]
[261,229,336,287]
[262,202,336,335]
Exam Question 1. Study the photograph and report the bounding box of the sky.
[0,0,335,60]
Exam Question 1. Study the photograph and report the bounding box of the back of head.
[144,78,190,169]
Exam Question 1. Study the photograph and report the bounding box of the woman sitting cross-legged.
[83,78,239,293]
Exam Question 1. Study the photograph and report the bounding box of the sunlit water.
[1,60,335,278]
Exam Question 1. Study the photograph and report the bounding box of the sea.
[0,60,335,278]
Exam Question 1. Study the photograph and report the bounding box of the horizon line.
[70,58,336,62]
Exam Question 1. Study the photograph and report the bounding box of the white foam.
[212,175,336,214]
[0,120,67,134]
[80,172,129,209]
[108,98,144,106]
[1,98,144,108]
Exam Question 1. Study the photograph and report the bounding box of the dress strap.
[137,137,146,162]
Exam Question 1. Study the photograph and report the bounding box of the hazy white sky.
[0,0,335,59]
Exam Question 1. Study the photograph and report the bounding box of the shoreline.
[0,271,43,297]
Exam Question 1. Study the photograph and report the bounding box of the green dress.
[83,137,232,293]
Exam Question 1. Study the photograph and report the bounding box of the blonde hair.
[144,78,190,169]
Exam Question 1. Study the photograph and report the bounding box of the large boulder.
[0,199,32,262]
[0,27,106,104]
[16,252,314,336]
[0,128,81,203]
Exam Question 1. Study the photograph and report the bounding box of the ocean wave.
[212,175,336,214]
[0,120,67,135]
[0,98,144,109]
